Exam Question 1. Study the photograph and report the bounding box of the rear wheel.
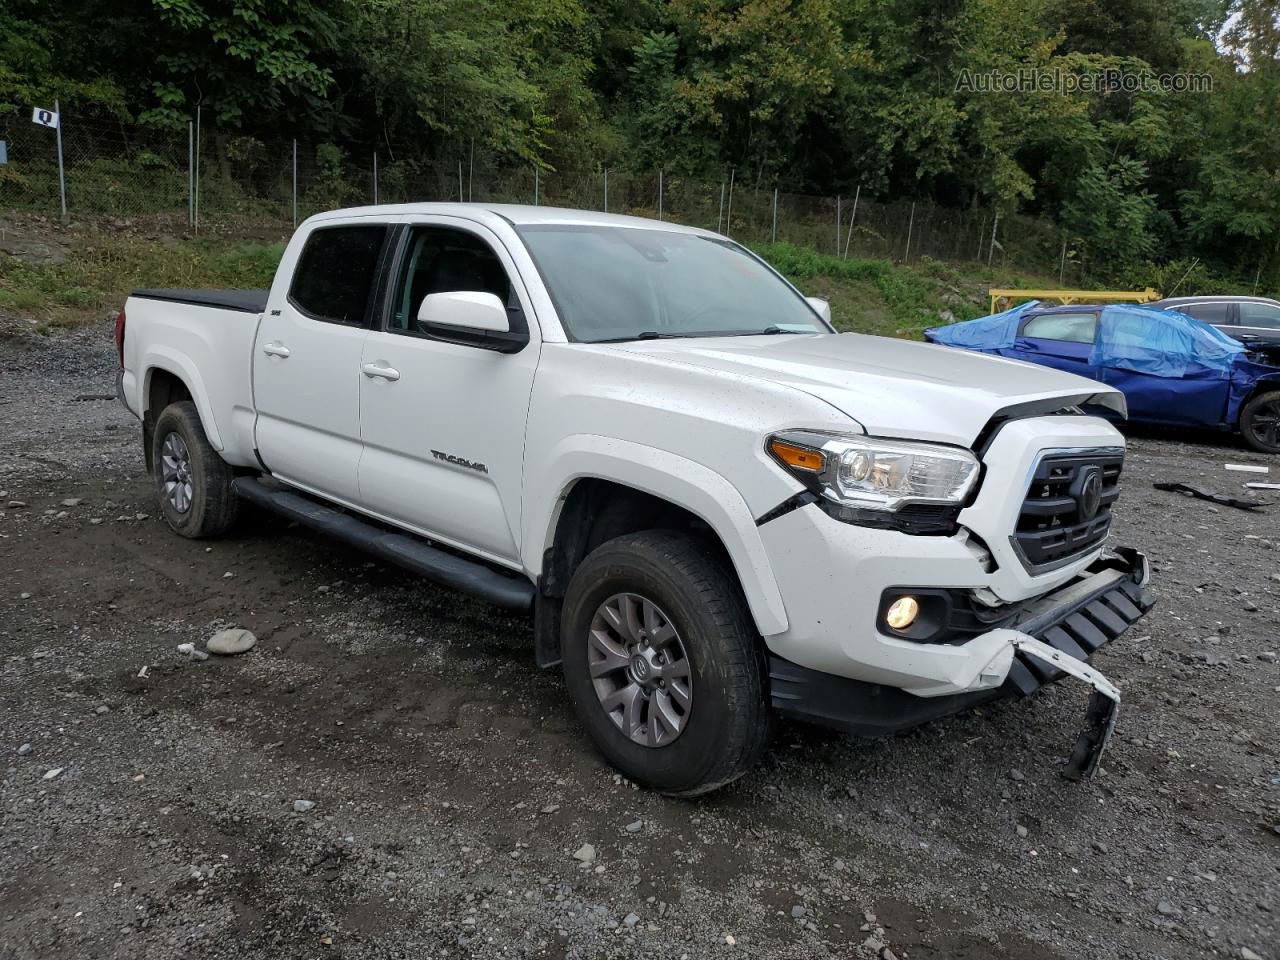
[1240,390,1280,454]
[151,401,239,538]
[560,531,770,796]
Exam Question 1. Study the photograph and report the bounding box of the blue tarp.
[925,301,1038,351]
[1090,304,1243,379]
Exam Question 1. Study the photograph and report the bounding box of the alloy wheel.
[160,431,194,514]
[587,592,693,747]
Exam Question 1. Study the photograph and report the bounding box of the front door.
[253,223,390,502]
[357,220,540,565]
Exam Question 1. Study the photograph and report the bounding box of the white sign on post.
[32,107,59,129]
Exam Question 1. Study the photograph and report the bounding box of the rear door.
[1006,311,1100,380]
[356,218,540,565]
[1236,302,1280,341]
[253,222,391,502]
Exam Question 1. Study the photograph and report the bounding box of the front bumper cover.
[769,546,1153,779]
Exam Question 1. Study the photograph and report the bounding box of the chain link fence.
[0,113,1073,277]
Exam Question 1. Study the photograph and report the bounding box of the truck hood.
[615,333,1126,446]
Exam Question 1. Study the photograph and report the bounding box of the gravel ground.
[1,320,1277,960]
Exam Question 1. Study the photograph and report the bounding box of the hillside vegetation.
[0,222,1057,339]
[3,1,1279,292]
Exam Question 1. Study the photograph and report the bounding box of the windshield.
[516,224,828,342]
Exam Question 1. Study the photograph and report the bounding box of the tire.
[560,530,770,796]
[1239,389,1280,454]
[151,400,240,538]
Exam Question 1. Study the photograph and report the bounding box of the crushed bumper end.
[769,546,1153,778]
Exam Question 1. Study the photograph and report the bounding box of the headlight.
[768,430,979,512]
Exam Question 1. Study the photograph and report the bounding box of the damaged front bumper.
[769,547,1153,779]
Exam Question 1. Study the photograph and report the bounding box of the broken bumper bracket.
[1010,635,1120,780]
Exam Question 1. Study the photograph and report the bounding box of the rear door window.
[289,225,388,325]
[1239,303,1280,330]
[1180,303,1233,325]
[1020,312,1098,344]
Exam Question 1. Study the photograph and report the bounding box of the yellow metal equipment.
[988,287,1161,314]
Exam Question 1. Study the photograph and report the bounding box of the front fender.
[524,435,789,637]
[141,348,224,450]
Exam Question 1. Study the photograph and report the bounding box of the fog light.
[885,596,919,630]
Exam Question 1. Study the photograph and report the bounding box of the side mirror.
[416,290,528,353]
[805,296,832,325]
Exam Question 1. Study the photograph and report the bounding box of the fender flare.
[524,435,789,637]
[141,348,225,451]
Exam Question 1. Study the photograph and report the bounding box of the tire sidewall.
[560,540,750,793]
[152,405,210,536]
[1241,390,1280,454]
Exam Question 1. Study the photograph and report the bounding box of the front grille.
[1012,449,1123,571]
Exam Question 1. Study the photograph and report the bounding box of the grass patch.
[753,241,1060,338]
[0,229,285,329]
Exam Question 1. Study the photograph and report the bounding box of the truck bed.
[131,288,269,314]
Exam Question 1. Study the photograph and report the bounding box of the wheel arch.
[141,350,224,455]
[526,438,790,667]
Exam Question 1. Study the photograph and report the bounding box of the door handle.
[262,342,291,358]
[361,362,400,382]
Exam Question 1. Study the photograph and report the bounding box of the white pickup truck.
[116,203,1153,795]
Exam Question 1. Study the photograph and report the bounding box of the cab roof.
[309,202,717,237]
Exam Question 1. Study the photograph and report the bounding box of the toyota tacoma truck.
[116,203,1153,795]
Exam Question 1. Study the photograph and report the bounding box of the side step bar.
[232,477,535,611]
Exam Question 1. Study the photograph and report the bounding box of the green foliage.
[0,235,285,328]
[2,0,1279,287]
[1063,158,1160,268]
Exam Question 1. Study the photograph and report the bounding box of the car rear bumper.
[768,546,1152,738]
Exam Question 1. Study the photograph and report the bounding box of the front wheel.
[151,400,240,538]
[1240,389,1280,454]
[559,531,770,796]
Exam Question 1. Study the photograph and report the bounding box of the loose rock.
[572,843,596,863]
[206,628,257,656]
[293,799,315,813]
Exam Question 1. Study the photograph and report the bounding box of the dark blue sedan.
[925,302,1280,453]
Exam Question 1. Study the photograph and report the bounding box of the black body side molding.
[232,477,535,611]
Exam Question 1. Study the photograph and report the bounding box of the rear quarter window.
[288,225,388,325]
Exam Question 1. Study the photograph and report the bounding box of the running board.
[231,477,535,611]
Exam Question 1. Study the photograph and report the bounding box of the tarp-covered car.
[925,302,1280,453]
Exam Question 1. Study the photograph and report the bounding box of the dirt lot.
[1,319,1277,960]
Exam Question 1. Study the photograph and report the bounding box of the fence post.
[188,122,194,228]
[988,214,999,265]
[1059,236,1067,285]
[194,105,201,233]
[534,166,539,205]
[468,138,474,202]
[291,139,297,228]
[458,161,464,202]
[52,99,68,223]
[717,182,725,233]
[771,188,777,243]
[373,151,379,205]
[725,169,735,237]
[603,167,609,212]
[975,215,986,261]
[658,170,663,221]
[904,202,915,262]
[843,184,861,258]
[835,195,840,256]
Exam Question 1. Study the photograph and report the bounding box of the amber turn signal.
[769,439,825,472]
